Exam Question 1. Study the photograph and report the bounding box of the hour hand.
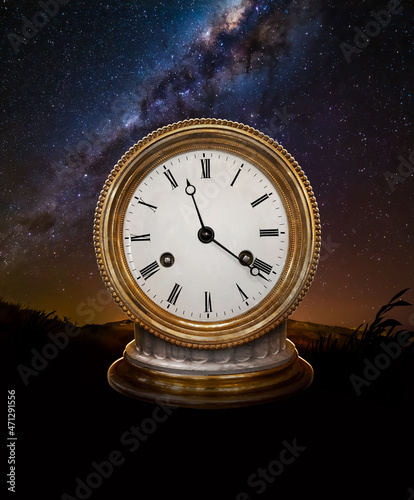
[185,179,196,196]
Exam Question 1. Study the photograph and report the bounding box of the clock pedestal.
[108,322,313,408]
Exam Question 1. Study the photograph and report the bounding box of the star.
[0,0,412,327]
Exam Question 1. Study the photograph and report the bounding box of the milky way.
[1,0,413,327]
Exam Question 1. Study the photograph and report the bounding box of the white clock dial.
[122,149,289,323]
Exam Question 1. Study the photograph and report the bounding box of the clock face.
[94,119,320,348]
[122,149,289,323]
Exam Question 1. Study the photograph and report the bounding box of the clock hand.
[185,179,205,229]
[211,238,270,282]
[184,180,269,281]
[185,180,219,245]
[211,238,240,262]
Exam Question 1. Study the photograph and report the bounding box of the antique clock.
[94,118,320,408]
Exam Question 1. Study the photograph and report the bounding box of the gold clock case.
[94,119,321,350]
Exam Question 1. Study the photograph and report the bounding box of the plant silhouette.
[305,289,414,398]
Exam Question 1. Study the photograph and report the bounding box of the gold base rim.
[107,350,313,409]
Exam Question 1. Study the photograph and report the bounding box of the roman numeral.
[260,229,279,237]
[252,258,273,275]
[251,193,272,208]
[236,283,249,305]
[130,234,151,242]
[204,291,213,315]
[230,164,243,187]
[201,158,211,178]
[135,197,157,212]
[167,283,182,307]
[163,167,178,189]
[139,261,160,280]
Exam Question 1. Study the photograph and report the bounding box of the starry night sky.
[1,0,413,328]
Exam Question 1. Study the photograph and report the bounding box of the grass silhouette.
[304,289,414,398]
[1,291,413,402]
[0,299,68,366]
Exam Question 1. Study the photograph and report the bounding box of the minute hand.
[211,238,240,262]
[212,238,270,282]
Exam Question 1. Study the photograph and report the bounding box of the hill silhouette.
[1,293,413,500]
[1,290,413,402]
[0,297,357,371]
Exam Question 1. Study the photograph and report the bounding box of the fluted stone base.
[107,321,313,408]
[126,322,292,375]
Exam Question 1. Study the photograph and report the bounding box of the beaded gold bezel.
[93,119,321,349]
